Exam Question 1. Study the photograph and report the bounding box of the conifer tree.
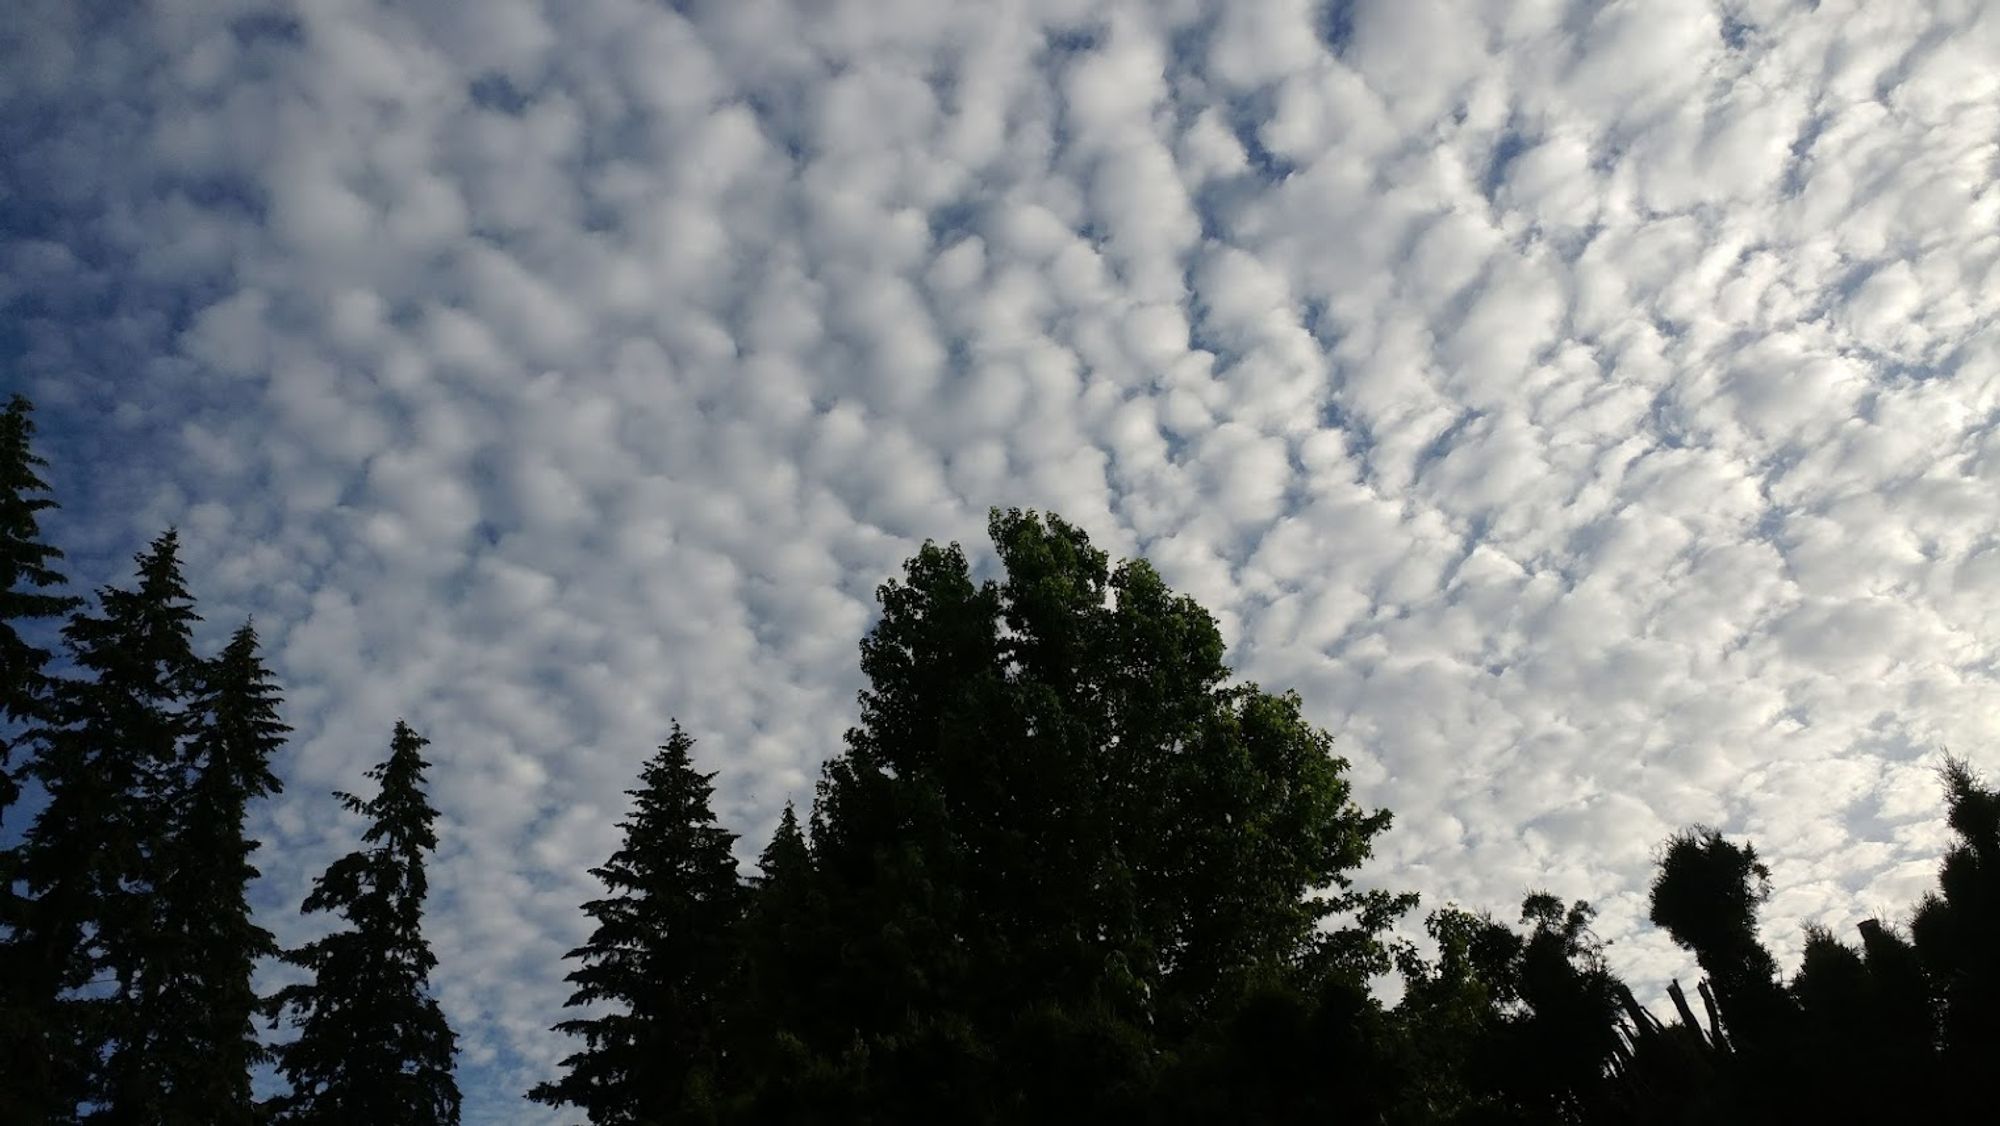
[0,394,78,820]
[146,622,288,1125]
[268,721,460,1126]
[16,530,204,1119]
[530,724,745,1125]
[0,394,81,1126]
[737,804,814,1036]
[727,802,844,1115]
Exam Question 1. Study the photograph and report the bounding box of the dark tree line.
[532,510,1998,1126]
[6,392,1998,1125]
[0,397,459,1125]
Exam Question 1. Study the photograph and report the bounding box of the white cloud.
[9,0,2000,1119]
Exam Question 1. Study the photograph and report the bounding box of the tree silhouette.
[1647,827,1791,1052]
[268,721,460,1125]
[0,394,77,819]
[0,394,81,1125]
[1910,756,2000,1121]
[15,531,204,1120]
[148,622,289,1125]
[761,509,1405,1120]
[530,724,744,1125]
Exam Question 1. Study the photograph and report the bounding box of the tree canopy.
[1,421,1994,1126]
[267,721,461,1126]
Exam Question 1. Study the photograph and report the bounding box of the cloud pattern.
[7,0,2000,1119]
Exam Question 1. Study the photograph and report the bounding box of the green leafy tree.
[268,721,460,1126]
[530,724,745,1125]
[788,509,1406,1118]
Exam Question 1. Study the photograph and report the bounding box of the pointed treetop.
[198,618,289,803]
[62,526,202,694]
[269,721,459,1126]
[1,394,76,604]
[1,393,78,806]
[758,801,810,882]
[348,720,442,879]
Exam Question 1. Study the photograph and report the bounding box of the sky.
[6,0,2000,1120]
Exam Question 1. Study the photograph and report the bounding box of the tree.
[1647,828,1790,1051]
[268,721,460,1126]
[1910,756,2000,1120]
[1391,894,1624,1123]
[1789,920,1938,1124]
[786,508,1405,1118]
[144,622,288,1125]
[731,804,825,1056]
[0,394,81,1126]
[0,394,78,820]
[15,530,204,1120]
[530,724,745,1125]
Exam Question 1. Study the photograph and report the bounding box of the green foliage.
[728,508,1407,1120]
[530,724,745,1125]
[0,395,79,817]
[0,394,81,1126]
[268,721,460,1126]
[15,531,207,1121]
[154,622,289,1125]
[1647,827,1790,1051]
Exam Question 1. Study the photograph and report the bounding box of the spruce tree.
[738,803,818,1036]
[0,393,81,1126]
[147,622,288,1125]
[530,724,745,1125]
[268,721,460,1126]
[727,802,844,1116]
[16,530,204,1119]
[0,394,78,819]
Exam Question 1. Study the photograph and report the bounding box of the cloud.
[8,0,2000,1117]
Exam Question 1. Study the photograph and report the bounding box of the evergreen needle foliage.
[0,395,79,817]
[267,721,461,1126]
[0,395,82,1125]
[529,723,745,1125]
[18,530,208,1120]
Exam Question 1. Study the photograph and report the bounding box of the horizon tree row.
[8,392,1998,1124]
[533,508,2000,1126]
[0,396,459,1125]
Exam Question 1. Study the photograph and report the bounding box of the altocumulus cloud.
[7,0,2000,1119]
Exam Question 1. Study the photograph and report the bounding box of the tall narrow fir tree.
[268,721,460,1126]
[17,530,204,1119]
[0,394,78,819]
[0,395,81,1126]
[150,622,289,1124]
[530,724,745,1125]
